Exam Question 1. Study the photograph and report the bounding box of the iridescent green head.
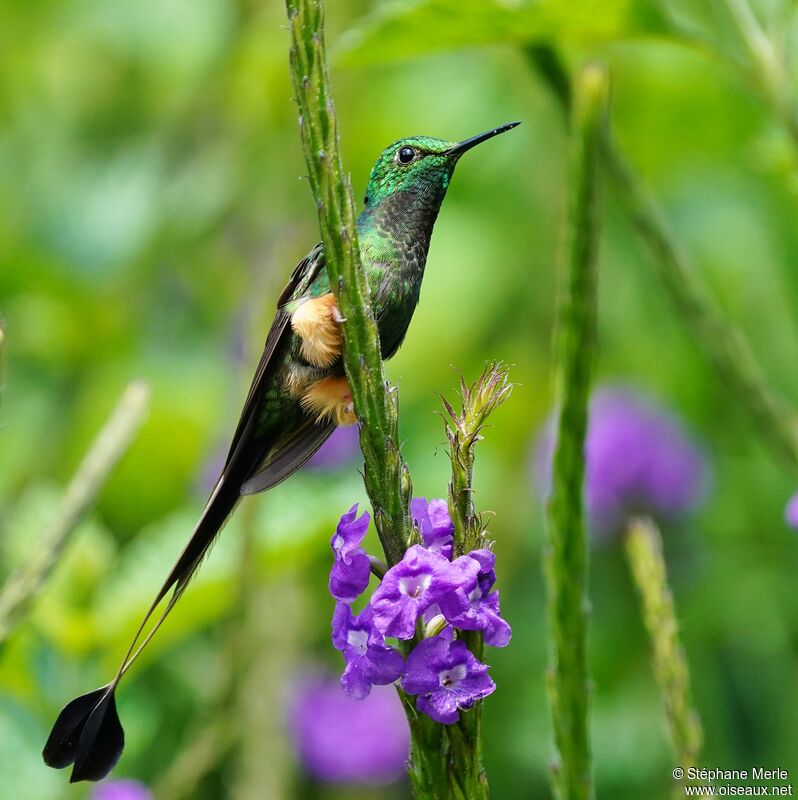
[363,122,520,207]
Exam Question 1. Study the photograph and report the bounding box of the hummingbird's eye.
[396,146,417,165]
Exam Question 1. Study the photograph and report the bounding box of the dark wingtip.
[43,686,112,769]
[42,684,125,782]
[69,688,125,782]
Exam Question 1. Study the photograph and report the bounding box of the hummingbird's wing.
[152,242,333,602]
[227,241,337,493]
[223,241,327,469]
[239,415,335,494]
[43,242,337,783]
[138,242,331,613]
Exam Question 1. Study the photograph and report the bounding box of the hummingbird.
[42,121,520,782]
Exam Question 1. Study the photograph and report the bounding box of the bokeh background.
[2,0,798,798]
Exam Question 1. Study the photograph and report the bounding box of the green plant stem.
[0,380,150,643]
[625,517,703,792]
[545,63,607,800]
[440,364,513,800]
[285,0,411,567]
[285,4,470,796]
[443,364,513,556]
[528,46,798,475]
[399,688,453,800]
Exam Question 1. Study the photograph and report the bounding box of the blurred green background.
[2,0,798,797]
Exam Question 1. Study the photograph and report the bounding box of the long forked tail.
[42,473,243,783]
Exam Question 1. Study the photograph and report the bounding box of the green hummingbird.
[42,121,520,782]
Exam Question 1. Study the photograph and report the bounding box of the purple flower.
[91,780,152,800]
[289,675,409,784]
[332,603,404,699]
[535,386,709,533]
[402,636,495,724]
[307,426,360,469]
[439,550,512,647]
[370,545,462,639]
[329,504,371,603]
[411,498,454,559]
[785,492,798,529]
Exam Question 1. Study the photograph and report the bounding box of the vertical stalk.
[545,63,608,800]
[286,3,459,797]
[285,0,411,567]
[444,365,513,557]
[625,517,703,792]
[442,364,513,800]
[400,366,513,800]
[286,8,514,797]
[399,689,453,800]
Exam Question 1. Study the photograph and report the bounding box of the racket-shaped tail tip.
[43,685,125,782]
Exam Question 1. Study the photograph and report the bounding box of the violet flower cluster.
[535,386,709,534]
[328,499,511,724]
[289,675,409,785]
[91,780,152,800]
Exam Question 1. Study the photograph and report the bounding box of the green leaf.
[336,0,668,67]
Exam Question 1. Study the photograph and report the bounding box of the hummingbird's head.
[363,122,520,208]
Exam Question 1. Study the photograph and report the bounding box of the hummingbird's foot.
[291,293,343,368]
[300,376,357,426]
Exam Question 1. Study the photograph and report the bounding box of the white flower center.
[332,535,344,552]
[398,574,432,599]
[439,663,467,690]
[347,628,368,655]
